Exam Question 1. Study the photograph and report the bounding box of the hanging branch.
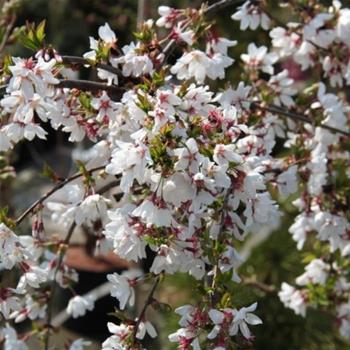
[133,276,160,341]
[43,221,76,350]
[43,179,120,350]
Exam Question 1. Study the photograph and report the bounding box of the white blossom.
[67,295,95,318]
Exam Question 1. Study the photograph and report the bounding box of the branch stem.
[15,165,107,225]
[43,179,120,350]
[61,55,122,77]
[133,276,160,341]
[253,102,350,137]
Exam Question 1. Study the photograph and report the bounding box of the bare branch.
[0,13,16,53]
[242,277,277,294]
[206,0,244,13]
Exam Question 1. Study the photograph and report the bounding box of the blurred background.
[1,0,350,349]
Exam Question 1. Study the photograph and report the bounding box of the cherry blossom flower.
[156,6,181,28]
[0,324,28,350]
[232,1,270,30]
[17,265,48,291]
[91,91,122,122]
[268,70,296,107]
[102,322,133,350]
[136,320,157,339]
[241,43,278,74]
[208,303,262,340]
[0,288,20,319]
[171,50,210,83]
[168,327,201,350]
[74,194,110,226]
[69,338,92,350]
[106,141,152,193]
[98,23,117,46]
[132,197,172,227]
[104,206,147,262]
[279,283,307,317]
[107,272,137,310]
[303,13,335,49]
[112,42,153,77]
[296,259,330,286]
[66,295,96,318]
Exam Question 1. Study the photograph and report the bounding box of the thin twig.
[210,189,231,305]
[44,221,76,350]
[61,55,122,77]
[206,0,244,13]
[253,102,350,137]
[242,277,276,294]
[137,0,146,29]
[133,276,160,341]
[57,79,124,94]
[51,281,113,327]
[0,14,16,53]
[161,0,244,63]
[0,79,124,97]
[15,164,107,225]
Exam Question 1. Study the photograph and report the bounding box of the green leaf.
[0,206,15,228]
[36,20,46,43]
[42,163,59,182]
[18,21,47,51]
[79,92,92,111]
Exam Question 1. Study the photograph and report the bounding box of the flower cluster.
[1,0,350,349]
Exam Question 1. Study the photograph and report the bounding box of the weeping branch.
[133,276,160,342]
[43,179,120,350]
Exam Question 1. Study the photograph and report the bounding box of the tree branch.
[15,164,108,225]
[133,276,160,341]
[43,179,120,350]
[161,0,244,63]
[206,0,244,13]
[0,13,16,53]
[61,55,122,77]
[242,277,276,294]
[0,79,125,97]
[43,221,76,350]
[57,79,124,94]
[252,102,350,137]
